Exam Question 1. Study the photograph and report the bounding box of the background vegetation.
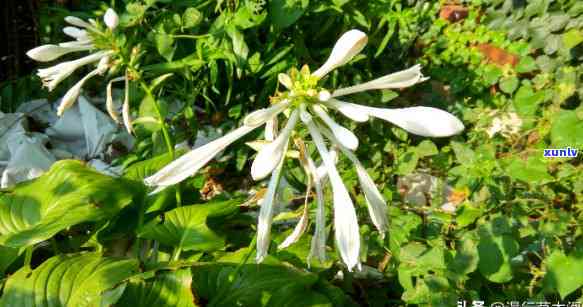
[1,0,582,306]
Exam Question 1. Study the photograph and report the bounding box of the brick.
[439,5,469,23]
[476,43,519,67]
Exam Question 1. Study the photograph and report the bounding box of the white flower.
[485,111,522,138]
[312,29,368,78]
[27,9,127,122]
[26,44,93,62]
[145,29,465,270]
[36,51,111,92]
[104,8,119,30]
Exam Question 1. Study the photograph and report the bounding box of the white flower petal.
[323,98,370,122]
[106,77,125,123]
[57,68,101,116]
[312,29,368,79]
[370,106,464,137]
[63,26,88,40]
[256,146,287,263]
[355,163,388,236]
[278,203,309,249]
[251,110,298,180]
[315,147,337,182]
[321,128,388,235]
[264,117,278,141]
[243,100,289,127]
[59,40,93,48]
[122,76,133,134]
[312,105,358,150]
[301,109,361,271]
[278,73,293,90]
[305,152,327,264]
[37,51,111,91]
[332,64,428,97]
[64,16,93,28]
[144,125,258,189]
[104,8,119,30]
[26,44,92,62]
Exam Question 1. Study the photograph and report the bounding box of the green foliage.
[0,160,140,248]
[192,249,353,306]
[138,200,240,252]
[2,0,582,305]
[0,253,139,307]
[117,269,196,307]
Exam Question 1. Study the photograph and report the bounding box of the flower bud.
[312,30,368,78]
[104,8,119,30]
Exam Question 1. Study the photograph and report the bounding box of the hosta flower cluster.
[145,30,464,270]
[26,8,133,133]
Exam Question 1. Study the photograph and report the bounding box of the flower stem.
[171,246,182,261]
[139,80,183,207]
[24,246,34,268]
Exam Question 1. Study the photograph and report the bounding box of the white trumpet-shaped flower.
[27,8,131,127]
[57,55,110,116]
[145,29,464,270]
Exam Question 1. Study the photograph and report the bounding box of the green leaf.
[226,27,249,65]
[138,200,239,251]
[182,8,202,29]
[513,85,546,117]
[449,235,479,275]
[505,156,553,184]
[515,56,537,73]
[155,24,176,62]
[477,219,519,283]
[0,245,19,275]
[547,13,570,32]
[483,65,503,85]
[124,150,186,181]
[0,253,139,307]
[544,34,561,55]
[415,140,438,157]
[550,110,583,148]
[456,203,482,228]
[192,249,352,306]
[543,244,583,299]
[117,269,196,307]
[451,142,475,164]
[395,151,419,175]
[499,76,519,94]
[562,29,583,49]
[269,0,309,29]
[0,160,138,248]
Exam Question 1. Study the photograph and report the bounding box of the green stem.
[171,34,212,39]
[24,246,34,268]
[139,81,183,207]
[171,246,182,261]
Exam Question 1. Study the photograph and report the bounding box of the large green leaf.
[0,245,19,276]
[138,199,239,251]
[192,249,353,307]
[123,150,186,214]
[504,156,553,184]
[477,217,519,283]
[550,110,583,148]
[123,151,181,181]
[117,269,196,307]
[543,242,583,299]
[269,0,309,29]
[0,253,139,307]
[0,160,139,248]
